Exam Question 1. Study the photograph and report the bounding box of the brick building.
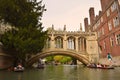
[84,0,120,57]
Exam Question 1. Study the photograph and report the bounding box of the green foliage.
[1,27,47,59]
[59,56,72,64]
[54,55,63,61]
[45,56,54,62]
[0,0,45,28]
[45,55,72,64]
[0,0,47,63]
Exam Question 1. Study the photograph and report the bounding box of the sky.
[41,0,101,31]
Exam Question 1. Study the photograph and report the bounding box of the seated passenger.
[97,63,102,68]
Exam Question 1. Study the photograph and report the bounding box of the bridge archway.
[26,50,90,67]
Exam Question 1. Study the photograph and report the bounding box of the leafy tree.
[59,56,72,64]
[45,56,54,62]
[0,0,45,28]
[0,0,47,66]
[54,55,63,62]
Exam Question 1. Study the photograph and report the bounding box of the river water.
[0,65,120,80]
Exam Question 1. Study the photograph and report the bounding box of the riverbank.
[99,56,120,67]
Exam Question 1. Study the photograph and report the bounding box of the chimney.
[89,7,95,25]
[64,25,66,31]
[99,11,102,16]
[80,23,82,31]
[52,24,54,30]
[84,18,89,32]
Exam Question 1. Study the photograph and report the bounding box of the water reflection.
[0,65,120,80]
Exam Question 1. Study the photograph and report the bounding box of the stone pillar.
[83,38,85,51]
[75,37,78,51]
[63,34,67,50]
[78,38,80,51]
[80,38,82,51]
[51,33,55,49]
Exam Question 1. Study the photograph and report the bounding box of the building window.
[101,17,103,23]
[103,41,106,49]
[67,37,75,50]
[113,16,119,27]
[116,34,120,45]
[110,37,114,47]
[106,9,110,17]
[55,36,63,48]
[97,29,102,37]
[111,2,117,12]
[45,38,51,48]
[96,20,100,26]
[108,21,112,31]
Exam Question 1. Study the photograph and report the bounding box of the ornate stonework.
[28,26,99,65]
[47,27,99,62]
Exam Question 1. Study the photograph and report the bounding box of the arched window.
[67,37,75,50]
[55,36,63,48]
[78,37,86,51]
[45,37,51,49]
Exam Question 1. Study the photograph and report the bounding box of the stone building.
[43,25,99,63]
[84,0,120,57]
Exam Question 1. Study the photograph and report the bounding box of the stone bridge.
[27,49,90,66]
[26,26,99,66]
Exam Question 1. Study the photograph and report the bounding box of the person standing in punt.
[107,53,113,66]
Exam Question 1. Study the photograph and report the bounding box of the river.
[0,65,120,80]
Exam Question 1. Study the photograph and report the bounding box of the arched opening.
[44,37,51,49]
[41,55,75,65]
[67,36,76,50]
[78,37,86,51]
[55,36,63,48]
[27,50,90,67]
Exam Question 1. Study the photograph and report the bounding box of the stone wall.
[0,44,13,69]
[0,56,13,69]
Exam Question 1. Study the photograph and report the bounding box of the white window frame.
[103,41,106,49]
[113,16,119,27]
[110,37,114,47]
[101,17,103,22]
[106,9,110,17]
[108,21,112,31]
[111,2,117,12]
[116,34,120,45]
